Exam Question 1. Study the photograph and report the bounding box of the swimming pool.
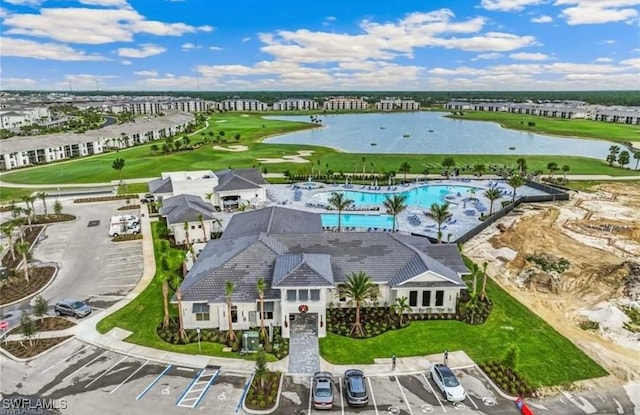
[321,214,394,229]
[314,185,478,207]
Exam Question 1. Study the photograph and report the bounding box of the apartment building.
[220,98,268,112]
[323,97,369,111]
[375,98,421,111]
[272,98,319,111]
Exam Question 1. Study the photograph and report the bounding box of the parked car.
[343,369,368,407]
[430,364,466,402]
[54,299,92,318]
[312,372,334,410]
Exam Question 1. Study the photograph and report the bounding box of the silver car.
[54,299,92,318]
[312,372,334,410]
[430,364,466,402]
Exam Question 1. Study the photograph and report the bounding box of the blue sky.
[1,0,639,91]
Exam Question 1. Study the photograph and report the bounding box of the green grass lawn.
[3,113,639,187]
[447,111,640,143]
[319,258,607,386]
[96,222,275,362]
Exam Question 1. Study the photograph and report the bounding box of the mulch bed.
[112,234,143,242]
[8,317,75,335]
[0,266,56,306]
[117,204,141,211]
[0,336,72,359]
[245,372,281,411]
[0,225,45,269]
[74,194,137,203]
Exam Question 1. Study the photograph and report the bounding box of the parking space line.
[98,284,136,288]
[395,376,414,415]
[42,344,89,373]
[84,355,128,388]
[102,276,140,280]
[62,350,109,382]
[308,376,313,415]
[176,368,219,408]
[235,374,253,414]
[136,364,172,400]
[367,377,379,415]
[338,377,344,415]
[466,393,478,409]
[175,370,202,405]
[192,371,218,408]
[109,360,149,394]
[421,373,447,413]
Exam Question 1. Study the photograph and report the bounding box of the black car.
[343,369,368,406]
[54,299,92,318]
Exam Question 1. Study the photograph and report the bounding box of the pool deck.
[264,179,549,240]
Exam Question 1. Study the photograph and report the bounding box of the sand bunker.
[216,120,227,123]
[213,145,249,152]
[257,150,314,164]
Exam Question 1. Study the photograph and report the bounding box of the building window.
[409,291,418,307]
[298,289,308,301]
[286,290,297,302]
[231,305,238,323]
[310,289,320,301]
[192,303,210,321]
[422,291,431,307]
[338,284,347,302]
[435,291,444,307]
[369,285,379,301]
[257,301,274,320]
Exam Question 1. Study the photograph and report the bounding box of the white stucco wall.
[170,220,216,245]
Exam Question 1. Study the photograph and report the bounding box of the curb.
[0,263,59,308]
[242,371,284,415]
[0,335,75,362]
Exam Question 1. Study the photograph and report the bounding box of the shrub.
[579,320,600,331]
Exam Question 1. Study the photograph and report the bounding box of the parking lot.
[275,369,515,415]
[2,200,143,317]
[0,339,253,415]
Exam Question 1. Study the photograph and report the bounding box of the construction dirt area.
[464,182,640,389]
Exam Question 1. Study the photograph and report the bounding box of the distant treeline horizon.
[4,90,640,106]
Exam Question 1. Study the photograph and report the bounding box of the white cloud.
[530,15,553,23]
[3,5,211,45]
[134,70,158,77]
[198,25,214,32]
[117,43,166,58]
[595,57,613,62]
[620,57,640,68]
[323,16,336,26]
[61,73,117,89]
[241,37,251,42]
[480,0,546,11]
[1,77,38,89]
[209,46,223,51]
[510,52,551,60]
[472,52,503,60]
[555,0,640,25]
[79,0,130,6]
[604,39,616,44]
[1,37,107,61]
[181,42,202,51]
[121,60,132,65]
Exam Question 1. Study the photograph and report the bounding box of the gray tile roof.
[222,206,322,239]
[421,245,469,275]
[148,177,173,194]
[214,168,268,192]
[272,254,334,287]
[159,194,216,225]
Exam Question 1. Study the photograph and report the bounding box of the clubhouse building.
[177,206,469,338]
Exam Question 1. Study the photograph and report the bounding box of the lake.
[263,112,615,159]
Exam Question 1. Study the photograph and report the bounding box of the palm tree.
[176,286,188,342]
[225,281,237,343]
[425,203,452,243]
[391,296,412,326]
[399,162,411,182]
[609,145,621,158]
[561,165,570,183]
[150,144,159,155]
[16,242,30,282]
[256,277,268,341]
[36,192,48,216]
[183,220,191,247]
[198,214,207,241]
[506,175,524,203]
[480,261,489,302]
[361,156,366,175]
[516,158,527,176]
[383,194,407,232]
[160,273,171,329]
[328,192,353,232]
[112,157,125,186]
[21,195,36,221]
[472,164,486,177]
[1,225,15,261]
[442,157,456,178]
[484,188,502,215]
[339,272,377,337]
[546,162,558,179]
[633,151,640,170]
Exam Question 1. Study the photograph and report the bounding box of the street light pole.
[196,327,201,351]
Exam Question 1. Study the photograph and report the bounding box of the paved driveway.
[1,200,143,318]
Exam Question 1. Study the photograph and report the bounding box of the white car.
[430,364,466,402]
